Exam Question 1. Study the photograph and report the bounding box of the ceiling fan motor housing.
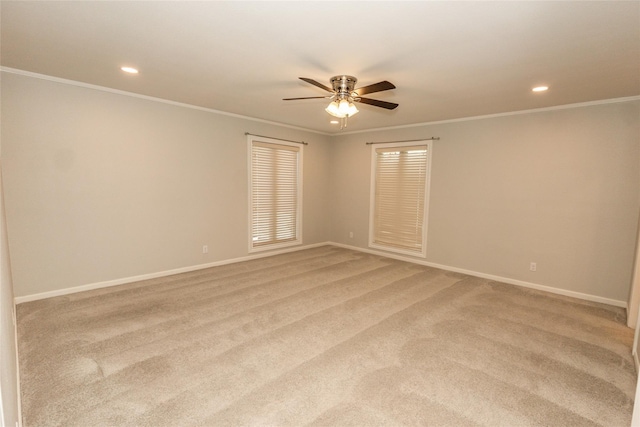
[331,75,358,99]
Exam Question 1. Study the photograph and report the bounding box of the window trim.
[247,135,303,253]
[368,140,432,258]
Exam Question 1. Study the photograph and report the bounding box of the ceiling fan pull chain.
[342,115,349,130]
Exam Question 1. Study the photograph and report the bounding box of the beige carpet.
[17,246,636,426]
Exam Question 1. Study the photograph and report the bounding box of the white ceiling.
[2,1,639,134]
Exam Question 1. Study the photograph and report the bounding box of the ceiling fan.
[283,75,398,128]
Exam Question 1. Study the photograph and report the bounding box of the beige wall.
[2,71,640,306]
[1,160,20,425]
[331,101,640,303]
[1,72,332,297]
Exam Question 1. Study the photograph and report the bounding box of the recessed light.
[330,120,339,124]
[121,66,139,74]
[532,86,549,92]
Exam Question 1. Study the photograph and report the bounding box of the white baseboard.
[328,242,627,308]
[14,242,330,304]
[15,241,626,308]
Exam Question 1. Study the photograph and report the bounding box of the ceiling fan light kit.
[284,74,398,130]
[325,99,359,118]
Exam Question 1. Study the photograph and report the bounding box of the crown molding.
[3,66,638,138]
[0,67,331,136]
[339,95,640,136]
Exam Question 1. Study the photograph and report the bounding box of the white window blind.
[250,139,301,250]
[370,144,430,256]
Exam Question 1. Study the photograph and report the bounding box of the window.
[369,141,432,257]
[248,136,302,251]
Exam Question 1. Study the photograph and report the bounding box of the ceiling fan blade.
[299,77,333,93]
[354,80,396,96]
[356,97,399,110]
[283,96,332,100]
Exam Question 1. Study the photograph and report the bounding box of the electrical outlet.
[530,262,537,272]
[349,231,354,238]
[202,245,208,254]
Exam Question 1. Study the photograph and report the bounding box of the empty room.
[1,1,640,426]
